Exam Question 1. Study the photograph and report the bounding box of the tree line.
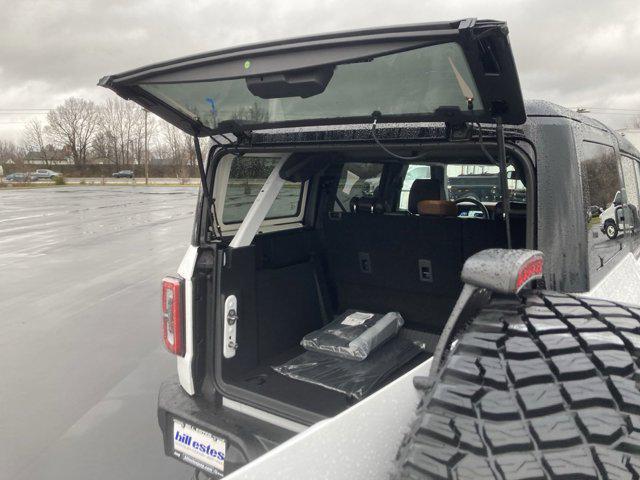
[1,97,205,176]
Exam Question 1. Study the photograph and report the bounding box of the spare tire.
[395,290,640,479]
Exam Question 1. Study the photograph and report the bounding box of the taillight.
[515,256,544,292]
[461,249,544,294]
[162,276,185,356]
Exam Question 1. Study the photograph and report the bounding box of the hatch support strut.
[496,118,512,249]
[194,136,222,239]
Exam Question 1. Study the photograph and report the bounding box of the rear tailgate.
[221,358,431,480]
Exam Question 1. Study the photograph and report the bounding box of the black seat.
[407,179,443,214]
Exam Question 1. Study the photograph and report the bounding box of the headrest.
[408,179,442,214]
[350,196,388,214]
[417,200,458,217]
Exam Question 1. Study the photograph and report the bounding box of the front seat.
[408,179,457,216]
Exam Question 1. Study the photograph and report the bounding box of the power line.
[581,112,640,116]
[572,107,640,113]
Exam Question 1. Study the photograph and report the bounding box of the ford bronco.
[100,18,640,479]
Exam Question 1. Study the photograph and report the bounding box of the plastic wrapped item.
[273,337,423,400]
[301,310,404,361]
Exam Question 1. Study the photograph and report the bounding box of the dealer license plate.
[172,418,226,477]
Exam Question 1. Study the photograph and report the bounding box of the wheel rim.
[607,225,616,237]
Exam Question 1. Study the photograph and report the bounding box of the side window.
[621,155,640,249]
[334,163,383,212]
[222,155,304,225]
[580,141,623,274]
[398,164,431,211]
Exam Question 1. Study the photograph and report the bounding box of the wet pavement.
[0,186,198,480]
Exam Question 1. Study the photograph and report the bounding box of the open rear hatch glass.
[99,18,526,136]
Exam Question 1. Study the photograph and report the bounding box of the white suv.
[101,18,640,479]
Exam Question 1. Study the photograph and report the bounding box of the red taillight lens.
[515,256,544,292]
[162,276,185,356]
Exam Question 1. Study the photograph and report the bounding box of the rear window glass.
[222,155,303,224]
[140,42,483,132]
[334,163,383,212]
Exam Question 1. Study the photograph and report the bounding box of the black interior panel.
[217,209,521,416]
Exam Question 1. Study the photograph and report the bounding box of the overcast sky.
[1,0,639,142]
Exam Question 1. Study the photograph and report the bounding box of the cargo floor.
[229,343,431,419]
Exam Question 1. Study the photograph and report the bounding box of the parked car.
[5,172,38,182]
[112,169,134,178]
[101,19,640,479]
[33,168,62,179]
[599,190,640,239]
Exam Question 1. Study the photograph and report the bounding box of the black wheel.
[605,220,619,240]
[395,291,640,479]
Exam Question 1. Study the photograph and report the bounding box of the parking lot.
[0,186,198,479]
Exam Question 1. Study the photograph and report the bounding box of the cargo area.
[212,152,529,419]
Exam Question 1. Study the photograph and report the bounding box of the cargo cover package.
[300,310,404,361]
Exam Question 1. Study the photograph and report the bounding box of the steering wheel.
[454,197,490,219]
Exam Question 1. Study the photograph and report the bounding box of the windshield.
[447,164,526,202]
[140,42,482,131]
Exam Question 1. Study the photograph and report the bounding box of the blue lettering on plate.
[175,429,225,461]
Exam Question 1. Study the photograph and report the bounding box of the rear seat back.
[323,213,463,331]
[322,212,515,332]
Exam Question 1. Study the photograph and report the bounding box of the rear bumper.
[157,376,297,477]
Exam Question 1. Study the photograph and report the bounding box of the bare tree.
[97,98,148,167]
[0,139,23,164]
[46,97,99,166]
[161,123,196,179]
[23,119,50,165]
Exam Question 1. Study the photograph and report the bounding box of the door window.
[621,155,640,249]
[580,141,623,272]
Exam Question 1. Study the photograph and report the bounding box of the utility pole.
[144,108,149,185]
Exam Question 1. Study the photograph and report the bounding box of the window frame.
[621,153,640,257]
[578,139,626,285]
[213,153,308,233]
